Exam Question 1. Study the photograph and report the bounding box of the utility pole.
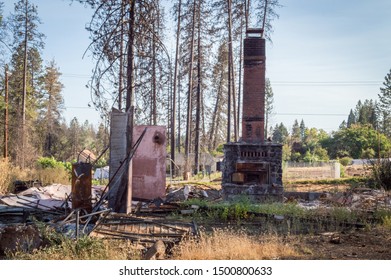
[3,65,9,159]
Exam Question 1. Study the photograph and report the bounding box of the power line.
[276,113,347,116]
[62,73,91,78]
[65,106,94,109]
[272,81,382,86]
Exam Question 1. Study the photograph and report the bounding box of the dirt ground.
[287,228,391,260]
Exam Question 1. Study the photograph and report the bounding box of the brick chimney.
[222,28,283,202]
[242,28,266,143]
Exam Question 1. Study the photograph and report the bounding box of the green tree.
[299,119,306,141]
[347,109,356,128]
[301,127,329,162]
[347,99,379,129]
[265,78,274,138]
[9,0,45,167]
[326,124,391,159]
[68,117,81,161]
[95,121,109,158]
[8,44,43,166]
[378,68,391,136]
[272,122,288,144]
[38,60,64,157]
[291,119,300,143]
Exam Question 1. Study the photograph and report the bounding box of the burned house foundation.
[222,28,283,202]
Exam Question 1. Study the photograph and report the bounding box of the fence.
[283,161,341,181]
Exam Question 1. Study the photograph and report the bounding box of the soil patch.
[287,228,391,260]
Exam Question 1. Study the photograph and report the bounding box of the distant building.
[93,166,109,180]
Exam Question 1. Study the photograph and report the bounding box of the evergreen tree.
[0,2,8,62]
[9,0,45,167]
[38,60,64,157]
[254,0,282,42]
[95,121,109,158]
[272,122,288,144]
[347,109,356,128]
[291,119,300,143]
[208,42,228,151]
[339,120,347,130]
[299,119,306,140]
[378,68,391,136]
[68,117,81,161]
[265,78,274,138]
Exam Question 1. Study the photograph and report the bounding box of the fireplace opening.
[231,161,271,185]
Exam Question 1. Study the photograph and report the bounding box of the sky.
[2,0,391,133]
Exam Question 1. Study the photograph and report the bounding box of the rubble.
[165,184,221,203]
[0,224,42,255]
[0,184,106,211]
[0,177,390,258]
[89,214,198,245]
[285,187,390,213]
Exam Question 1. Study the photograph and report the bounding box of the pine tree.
[265,78,274,138]
[347,109,356,128]
[272,122,288,144]
[378,68,391,136]
[0,1,8,61]
[208,42,228,151]
[9,0,45,167]
[254,0,282,41]
[299,119,306,140]
[38,60,64,157]
[291,119,300,143]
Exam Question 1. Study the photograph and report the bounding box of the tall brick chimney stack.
[242,28,266,143]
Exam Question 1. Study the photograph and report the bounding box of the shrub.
[339,157,353,167]
[33,167,71,186]
[370,158,391,191]
[36,157,64,169]
[382,216,391,231]
[35,157,71,185]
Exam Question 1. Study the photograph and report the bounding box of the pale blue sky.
[266,0,391,132]
[3,0,391,133]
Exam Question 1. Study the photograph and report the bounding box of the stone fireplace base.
[222,141,283,202]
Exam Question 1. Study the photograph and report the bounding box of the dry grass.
[0,159,71,195]
[8,237,143,260]
[172,229,300,260]
[34,167,71,186]
[284,183,351,193]
[0,159,32,194]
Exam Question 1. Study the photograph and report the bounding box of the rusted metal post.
[76,209,80,239]
[71,162,92,212]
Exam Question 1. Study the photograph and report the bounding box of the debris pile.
[165,184,221,203]
[1,178,390,258]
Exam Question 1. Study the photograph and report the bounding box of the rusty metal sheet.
[72,163,92,212]
[90,215,197,244]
